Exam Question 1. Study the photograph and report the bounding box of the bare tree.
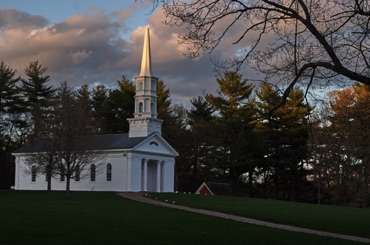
[24,137,60,191]
[53,82,105,197]
[159,0,370,99]
[25,82,105,196]
[24,94,60,191]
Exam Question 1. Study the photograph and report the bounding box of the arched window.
[106,164,112,181]
[91,164,96,181]
[31,166,36,182]
[139,102,143,113]
[75,166,80,181]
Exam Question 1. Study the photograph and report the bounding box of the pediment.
[132,133,178,157]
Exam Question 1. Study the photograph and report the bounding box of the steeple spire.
[128,27,162,138]
[139,27,152,77]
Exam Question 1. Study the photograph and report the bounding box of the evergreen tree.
[20,61,56,136]
[156,80,173,141]
[181,96,215,191]
[103,76,135,133]
[76,84,91,109]
[165,104,191,191]
[0,61,23,149]
[91,85,108,133]
[0,61,23,188]
[88,76,136,134]
[312,83,370,206]
[254,82,310,201]
[157,80,171,120]
[205,71,256,194]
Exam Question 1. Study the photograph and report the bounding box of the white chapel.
[12,27,179,192]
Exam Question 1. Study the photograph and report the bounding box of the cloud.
[0,7,266,108]
[0,9,48,29]
[0,9,133,86]
[117,10,222,106]
[68,49,93,65]
[131,8,262,106]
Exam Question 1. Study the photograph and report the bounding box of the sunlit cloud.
[0,5,270,106]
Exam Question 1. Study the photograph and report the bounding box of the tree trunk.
[274,171,279,199]
[46,166,52,191]
[47,174,51,191]
[65,177,70,198]
[248,169,254,198]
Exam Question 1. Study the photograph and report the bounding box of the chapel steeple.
[128,27,163,138]
[139,27,152,77]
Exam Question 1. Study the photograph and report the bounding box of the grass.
[0,190,365,244]
[152,193,370,239]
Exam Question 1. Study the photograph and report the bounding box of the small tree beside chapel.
[26,82,105,196]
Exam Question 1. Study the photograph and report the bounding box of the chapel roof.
[13,133,147,154]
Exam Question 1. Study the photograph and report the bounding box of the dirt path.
[117,192,370,244]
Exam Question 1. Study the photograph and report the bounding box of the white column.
[160,161,165,192]
[143,159,148,192]
[126,154,132,191]
[156,160,161,192]
[163,160,175,192]
[15,156,20,190]
[131,156,142,192]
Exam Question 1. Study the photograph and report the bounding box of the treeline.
[0,61,369,206]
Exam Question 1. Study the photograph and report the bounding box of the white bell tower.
[128,27,163,138]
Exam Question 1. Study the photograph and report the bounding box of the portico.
[140,158,175,192]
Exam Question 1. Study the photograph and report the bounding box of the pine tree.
[0,61,22,149]
[156,79,173,141]
[182,96,215,191]
[104,76,135,133]
[91,85,108,133]
[76,84,91,109]
[313,83,370,206]
[0,61,23,188]
[205,71,256,194]
[20,61,56,136]
[254,82,310,200]
[157,80,171,120]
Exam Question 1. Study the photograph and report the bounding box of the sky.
[0,0,259,106]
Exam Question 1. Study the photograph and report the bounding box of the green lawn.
[0,191,365,244]
[152,193,370,239]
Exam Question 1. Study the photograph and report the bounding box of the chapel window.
[31,166,37,182]
[107,164,112,181]
[139,102,143,113]
[91,164,96,182]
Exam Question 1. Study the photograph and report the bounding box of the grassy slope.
[0,191,364,244]
[153,193,370,239]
